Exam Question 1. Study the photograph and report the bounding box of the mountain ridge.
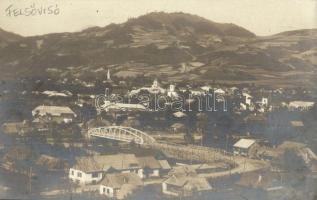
[0,12,316,88]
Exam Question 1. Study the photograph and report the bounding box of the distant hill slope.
[0,28,22,47]
[0,12,316,88]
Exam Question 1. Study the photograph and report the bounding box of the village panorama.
[95,83,228,112]
[0,7,316,200]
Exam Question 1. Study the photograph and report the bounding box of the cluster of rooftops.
[68,153,215,199]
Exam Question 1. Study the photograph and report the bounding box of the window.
[107,188,110,194]
[77,172,82,177]
[92,172,98,178]
[71,170,74,175]
[103,188,106,193]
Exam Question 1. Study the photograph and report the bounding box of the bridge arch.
[88,126,156,145]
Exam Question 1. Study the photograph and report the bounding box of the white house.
[69,154,141,185]
[200,86,212,92]
[99,173,143,199]
[167,84,178,98]
[69,154,169,185]
[214,88,226,95]
[42,90,72,97]
[242,93,253,106]
[69,167,103,185]
[129,79,166,96]
[261,97,269,106]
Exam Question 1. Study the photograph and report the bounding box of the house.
[255,97,269,108]
[101,100,147,112]
[237,171,286,194]
[167,84,178,98]
[190,163,229,174]
[69,154,169,185]
[69,154,140,185]
[261,97,269,106]
[136,156,162,179]
[237,170,293,199]
[162,165,212,197]
[158,160,172,174]
[288,101,315,111]
[276,141,317,166]
[201,86,212,92]
[173,111,187,118]
[42,90,72,97]
[1,146,35,176]
[257,141,317,164]
[229,87,239,95]
[233,139,256,156]
[242,93,253,106]
[99,173,143,199]
[178,87,189,93]
[32,105,77,123]
[36,154,68,171]
[170,123,186,133]
[129,79,166,95]
[190,89,205,96]
[214,88,226,95]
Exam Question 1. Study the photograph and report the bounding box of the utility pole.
[243,157,246,172]
[28,166,32,194]
[200,131,203,146]
[225,134,229,152]
[229,155,232,176]
[69,180,73,200]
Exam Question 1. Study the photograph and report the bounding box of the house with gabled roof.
[162,165,212,197]
[69,154,140,185]
[136,156,163,179]
[99,173,143,199]
[233,139,257,156]
[32,105,76,124]
[69,154,170,185]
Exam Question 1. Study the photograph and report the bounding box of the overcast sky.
[0,0,316,36]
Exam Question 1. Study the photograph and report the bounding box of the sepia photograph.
[0,0,316,199]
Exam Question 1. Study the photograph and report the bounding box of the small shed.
[233,139,256,156]
[170,123,186,133]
